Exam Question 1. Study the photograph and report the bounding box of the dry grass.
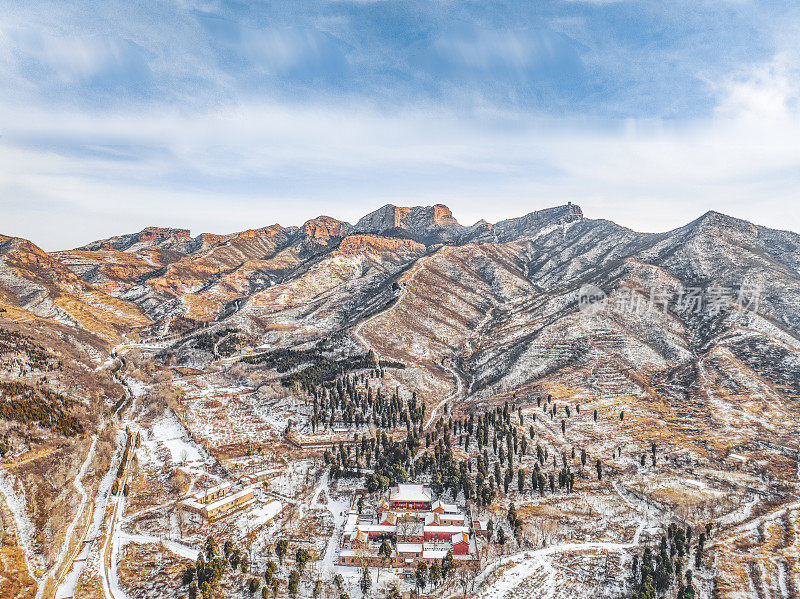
[117,543,192,599]
[0,545,36,599]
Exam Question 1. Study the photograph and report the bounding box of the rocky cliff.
[354,203,464,244]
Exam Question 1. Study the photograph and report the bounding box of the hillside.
[0,203,799,599]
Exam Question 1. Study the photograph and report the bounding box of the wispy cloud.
[1,1,799,248]
[714,53,800,121]
[3,74,800,248]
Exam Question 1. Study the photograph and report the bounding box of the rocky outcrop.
[301,216,350,241]
[294,216,351,258]
[354,204,464,245]
[480,203,584,242]
[80,226,192,252]
[353,202,585,246]
[334,234,425,257]
[353,204,412,232]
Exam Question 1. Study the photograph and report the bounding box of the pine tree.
[275,540,287,564]
[288,571,300,597]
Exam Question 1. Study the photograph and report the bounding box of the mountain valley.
[1,203,799,599]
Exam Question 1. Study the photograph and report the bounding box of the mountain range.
[2,202,799,398]
[2,202,800,597]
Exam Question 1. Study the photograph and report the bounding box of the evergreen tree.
[415,563,427,593]
[275,540,288,565]
[288,571,300,597]
[295,548,310,573]
[507,503,517,527]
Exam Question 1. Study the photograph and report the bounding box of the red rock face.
[353,203,463,243]
[302,216,350,241]
[334,234,425,256]
[432,204,456,224]
[81,227,193,251]
[262,224,286,238]
[392,207,412,227]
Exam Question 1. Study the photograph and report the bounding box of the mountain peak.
[485,203,584,242]
[354,203,463,245]
[79,226,192,252]
[684,210,758,238]
[301,215,351,241]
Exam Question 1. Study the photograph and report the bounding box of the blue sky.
[1,1,799,249]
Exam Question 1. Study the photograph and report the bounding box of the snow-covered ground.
[316,475,351,579]
[118,532,200,561]
[54,541,91,599]
[244,500,283,528]
[146,412,206,469]
[43,434,99,599]
[0,469,43,580]
[472,483,652,599]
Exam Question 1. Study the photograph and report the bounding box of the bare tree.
[456,563,474,598]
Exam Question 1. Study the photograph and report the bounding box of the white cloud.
[2,54,800,250]
[714,53,800,121]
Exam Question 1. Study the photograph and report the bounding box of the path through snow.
[315,472,351,579]
[0,470,41,582]
[45,434,98,599]
[467,483,655,599]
